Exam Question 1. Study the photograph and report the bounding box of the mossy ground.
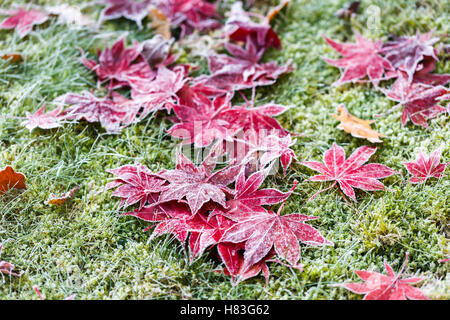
[0,0,448,300]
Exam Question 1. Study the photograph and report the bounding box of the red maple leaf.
[157,0,221,34]
[381,71,449,128]
[213,167,295,221]
[168,94,238,148]
[22,105,63,132]
[223,102,291,137]
[412,56,450,86]
[300,143,397,201]
[156,147,240,214]
[80,35,152,89]
[106,163,167,209]
[57,91,139,134]
[323,32,393,86]
[99,0,152,29]
[195,38,292,91]
[131,65,187,117]
[220,203,331,272]
[0,244,21,277]
[403,148,448,184]
[339,253,428,300]
[382,31,439,84]
[0,6,48,38]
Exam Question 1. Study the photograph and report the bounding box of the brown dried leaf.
[332,104,385,143]
[1,52,23,63]
[45,186,79,205]
[148,7,171,40]
[0,166,26,195]
[267,0,290,23]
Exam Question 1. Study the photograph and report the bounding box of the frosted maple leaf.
[22,105,64,132]
[338,253,428,300]
[323,32,393,86]
[0,6,48,38]
[403,148,448,184]
[300,143,397,201]
[220,203,331,272]
[156,146,240,214]
[98,0,152,29]
[382,31,439,84]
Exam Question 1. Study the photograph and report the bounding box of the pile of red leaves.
[323,30,450,128]
[107,145,330,283]
[1,1,447,297]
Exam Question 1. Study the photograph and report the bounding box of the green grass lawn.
[0,0,449,299]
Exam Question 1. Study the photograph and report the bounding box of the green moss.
[0,0,448,299]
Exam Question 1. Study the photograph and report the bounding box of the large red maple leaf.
[381,71,449,128]
[57,91,139,134]
[323,32,393,86]
[0,6,48,38]
[339,253,428,300]
[220,204,331,272]
[156,147,240,214]
[300,143,397,201]
[98,0,152,29]
[80,35,152,89]
[403,148,448,184]
[382,31,439,84]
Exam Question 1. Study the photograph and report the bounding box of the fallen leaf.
[267,0,290,23]
[300,143,397,201]
[46,4,95,28]
[332,104,385,143]
[220,203,331,272]
[98,0,152,29]
[338,253,428,300]
[22,105,64,132]
[0,166,26,195]
[45,186,79,206]
[0,6,48,38]
[403,148,448,184]
[148,7,171,40]
[1,52,23,63]
[323,32,393,86]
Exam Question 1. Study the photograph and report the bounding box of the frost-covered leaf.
[45,186,79,206]
[332,104,385,143]
[57,91,139,134]
[157,147,240,214]
[323,32,393,86]
[300,143,397,201]
[46,4,95,28]
[339,253,428,300]
[0,6,48,38]
[98,0,152,29]
[106,163,167,209]
[22,105,64,132]
[381,71,449,128]
[220,204,331,272]
[382,31,439,84]
[80,35,152,89]
[403,148,448,184]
